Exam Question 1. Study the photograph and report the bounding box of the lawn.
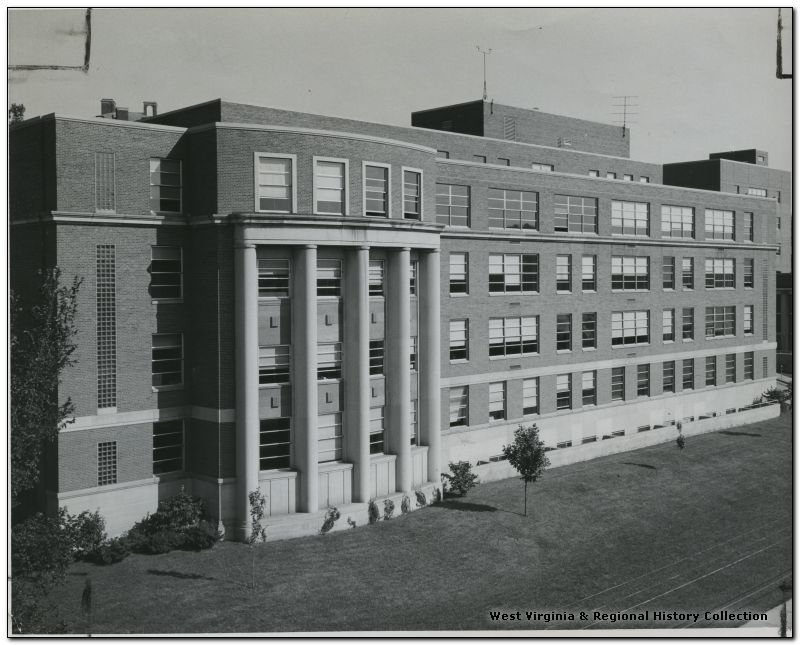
[42,412,792,634]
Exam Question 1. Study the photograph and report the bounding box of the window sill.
[611,290,650,294]
[256,209,293,215]
[488,292,538,296]
[152,298,183,305]
[152,385,184,393]
[318,378,343,384]
[556,349,572,354]
[489,353,539,360]
[706,287,735,291]
[611,343,650,349]
[611,234,650,239]
[705,336,736,341]
[449,293,469,297]
[582,347,597,352]
[151,211,184,216]
[682,338,695,343]
[582,290,597,294]
[259,383,288,389]
[556,291,572,295]
[663,340,675,344]
[313,211,346,217]
[450,359,469,364]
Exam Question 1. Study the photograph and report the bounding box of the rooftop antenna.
[476,46,493,101]
[612,95,638,138]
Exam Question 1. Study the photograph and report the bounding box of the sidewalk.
[742,599,792,636]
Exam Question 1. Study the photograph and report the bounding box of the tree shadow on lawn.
[438,499,497,513]
[718,430,762,438]
[621,462,657,470]
[147,569,216,581]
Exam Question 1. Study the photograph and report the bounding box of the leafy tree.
[762,385,792,405]
[442,461,478,496]
[9,102,26,124]
[11,268,81,511]
[502,424,550,517]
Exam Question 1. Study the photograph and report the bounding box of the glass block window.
[744,352,754,380]
[95,152,115,212]
[369,260,384,297]
[369,406,385,454]
[403,170,422,219]
[744,259,754,288]
[662,256,675,289]
[318,413,343,462]
[489,382,506,421]
[661,205,694,238]
[152,333,183,388]
[364,164,389,217]
[682,359,695,390]
[556,314,572,351]
[489,316,538,356]
[682,307,695,340]
[554,195,598,233]
[449,386,468,427]
[96,245,117,410]
[705,209,734,240]
[523,378,539,415]
[150,246,182,299]
[663,309,675,342]
[436,183,470,227]
[556,255,572,292]
[611,311,649,346]
[637,364,650,397]
[256,155,293,212]
[611,367,625,401]
[317,259,342,297]
[705,356,717,387]
[489,254,538,293]
[663,361,675,393]
[153,420,184,474]
[556,374,572,410]
[259,345,290,385]
[97,441,117,486]
[369,340,384,375]
[318,343,342,380]
[744,212,754,241]
[582,255,597,291]
[744,305,754,335]
[314,159,346,215]
[582,371,596,406]
[682,257,694,289]
[705,306,736,338]
[582,312,597,349]
[705,258,735,288]
[449,253,468,294]
[488,188,538,230]
[150,158,181,213]
[449,320,468,361]
[531,162,553,172]
[260,417,291,470]
[611,256,649,290]
[725,354,736,383]
[611,200,649,236]
[258,259,290,298]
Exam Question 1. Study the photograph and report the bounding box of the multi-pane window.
[705,209,734,240]
[488,188,538,229]
[489,254,538,293]
[662,309,675,342]
[403,170,421,219]
[582,371,596,406]
[744,305,754,335]
[153,420,184,474]
[637,364,650,397]
[556,314,572,351]
[410,260,417,296]
[744,258,754,288]
[725,354,736,383]
[260,418,291,470]
[449,386,468,427]
[611,200,649,236]
[369,340,384,375]
[369,406,385,454]
[410,399,418,446]
[663,361,676,393]
[661,205,694,238]
[489,316,538,356]
[97,245,117,410]
[662,257,675,289]
[256,155,294,212]
[318,343,342,380]
[410,336,417,371]
[611,256,649,290]
[744,352,754,380]
[152,333,183,388]
[369,260,384,297]
[611,367,625,401]
[747,187,767,197]
[449,320,468,361]
[705,258,735,288]
[259,345,290,384]
[95,152,116,212]
[682,359,695,390]
[317,259,342,297]
[523,378,539,415]
[150,247,182,299]
[682,257,694,289]
[705,306,736,338]
[314,159,346,215]
[258,259,290,298]
[744,212,754,241]
[556,255,572,292]
[582,313,597,349]
[449,253,468,294]
[556,374,572,410]
[318,413,343,462]
[364,164,389,217]
[97,441,117,486]
[682,308,694,340]
[611,311,649,346]
[531,162,553,172]
[554,195,598,233]
[150,158,181,212]
[705,356,717,387]
[489,382,506,421]
[436,183,470,227]
[582,256,597,291]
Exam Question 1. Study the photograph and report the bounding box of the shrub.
[368,500,380,524]
[320,507,341,534]
[179,521,220,551]
[94,537,130,565]
[12,512,73,584]
[415,490,427,507]
[442,461,479,497]
[383,499,395,520]
[400,495,411,514]
[135,487,205,536]
[64,510,106,560]
[676,433,686,450]
[432,487,442,504]
[136,529,183,555]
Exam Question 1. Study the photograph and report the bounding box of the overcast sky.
[8,7,792,169]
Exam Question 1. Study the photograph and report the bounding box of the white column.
[292,245,318,513]
[419,249,442,483]
[343,246,371,502]
[386,248,412,492]
[234,237,259,541]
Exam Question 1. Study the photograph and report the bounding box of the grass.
[42,412,791,633]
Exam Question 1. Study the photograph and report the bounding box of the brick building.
[10,98,781,538]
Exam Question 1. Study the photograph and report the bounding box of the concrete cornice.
[30,113,187,133]
[11,211,190,227]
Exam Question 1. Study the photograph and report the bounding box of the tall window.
[317,259,342,297]
[744,352,754,380]
[97,441,117,486]
[725,354,736,383]
[705,356,717,387]
[369,340,384,375]
[744,305,754,335]
[611,200,649,236]
[153,420,184,474]
[682,308,694,340]
[663,361,675,393]
[582,256,597,291]
[260,418,291,470]
[410,336,417,371]
[95,152,116,212]
[582,313,597,349]
[436,183,470,227]
[488,188,538,229]
[369,406,385,453]
[556,314,572,352]
[314,159,347,215]
[611,311,649,346]
[403,169,421,219]
[449,320,468,361]
[489,382,506,421]
[258,259,290,298]
[364,164,389,217]
[489,254,538,293]
[705,258,735,288]
[410,399,418,446]
[449,387,468,427]
[369,260,384,296]
[705,209,734,240]
[744,212,754,241]
[523,378,539,415]
[150,246,182,299]
[97,245,117,410]
[318,413,343,462]
[410,260,417,296]
[449,253,468,294]
[662,257,675,289]
[582,371,596,406]
[152,333,183,388]
[611,256,649,290]
[611,367,625,401]
[705,306,736,338]
[661,205,694,238]
[554,195,597,233]
[318,343,343,380]
[682,257,694,289]
[256,154,294,212]
[489,316,538,356]
[259,345,290,384]
[682,359,695,391]
[637,364,650,397]
[556,255,572,293]
[150,158,181,213]
[744,259,754,288]
[662,309,675,342]
[556,374,572,410]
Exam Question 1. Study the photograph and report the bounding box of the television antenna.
[476,46,493,101]
[612,96,638,138]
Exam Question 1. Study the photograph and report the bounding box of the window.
[258,259,290,298]
[410,260,417,296]
[725,354,736,383]
[661,205,694,238]
[449,320,468,361]
[611,256,649,290]
[612,200,649,236]
[682,359,695,390]
[556,255,572,292]
[744,259,754,288]
[705,356,717,387]
[682,308,694,340]
[403,169,422,219]
[95,152,115,212]
[489,316,538,357]
[582,371,596,406]
[705,306,736,338]
[662,309,675,342]
[663,361,675,393]
[582,313,597,349]
[473,155,487,164]
[152,333,183,388]
[757,155,765,163]
[437,150,450,159]
[556,314,572,352]
[744,352,754,380]
[319,413,343,462]
[259,345,290,384]
[488,188,538,230]
[606,171,617,179]
[97,245,117,410]
[97,441,117,486]
[744,212,754,241]
[763,356,769,378]
[662,257,675,289]
[740,305,754,337]
[623,174,633,182]
[318,343,342,380]
[260,417,291,470]
[611,367,625,401]
[640,176,650,183]
[410,336,417,371]
[588,170,599,177]
[150,158,181,212]
[364,163,389,217]
[436,183,470,226]
[153,420,184,474]
[637,364,650,397]
[682,258,694,289]
[531,162,553,172]
[556,374,572,410]
[369,406,385,454]
[489,382,506,421]
[523,378,539,415]
[489,254,538,293]
[747,187,767,197]
[449,387,468,427]
[705,258,735,289]
[369,260,384,296]
[317,259,342,297]
[255,154,295,212]
[369,340,384,375]
[497,157,511,166]
[150,246,182,299]
[705,209,734,240]
[449,253,468,294]
[314,159,347,215]
[582,256,597,291]
[611,311,649,346]
[554,195,598,233]
[410,399,418,446]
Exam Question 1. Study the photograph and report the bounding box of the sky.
[7,7,793,169]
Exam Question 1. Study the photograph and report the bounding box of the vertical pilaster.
[419,249,442,484]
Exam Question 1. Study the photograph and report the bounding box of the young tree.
[9,103,26,124]
[502,424,550,517]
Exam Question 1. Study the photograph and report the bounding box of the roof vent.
[100,98,116,116]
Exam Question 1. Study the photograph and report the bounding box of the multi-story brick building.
[10,98,781,538]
